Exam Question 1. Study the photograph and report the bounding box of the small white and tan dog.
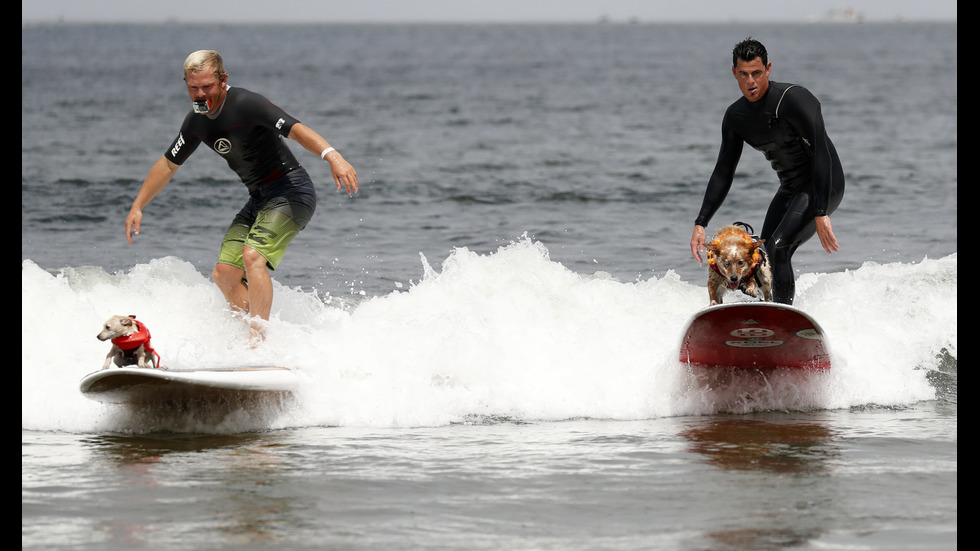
[97,315,162,370]
[705,223,772,306]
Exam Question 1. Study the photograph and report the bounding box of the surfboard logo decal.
[731,328,773,338]
[724,339,784,348]
[725,327,782,348]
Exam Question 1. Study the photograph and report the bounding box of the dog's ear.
[120,317,134,327]
[704,241,718,252]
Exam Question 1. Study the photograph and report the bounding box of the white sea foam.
[22,238,956,433]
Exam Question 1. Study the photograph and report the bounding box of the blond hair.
[183,50,227,81]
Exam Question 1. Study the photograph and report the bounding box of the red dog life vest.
[111,318,161,367]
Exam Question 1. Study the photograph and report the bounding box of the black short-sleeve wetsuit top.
[695,81,843,229]
[164,86,302,193]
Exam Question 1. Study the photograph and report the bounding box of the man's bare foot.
[247,318,266,349]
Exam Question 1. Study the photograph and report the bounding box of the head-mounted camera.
[192,99,212,114]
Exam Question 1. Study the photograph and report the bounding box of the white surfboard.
[79,365,301,405]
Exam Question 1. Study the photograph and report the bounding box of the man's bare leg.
[241,246,273,344]
[213,253,271,345]
[213,262,249,314]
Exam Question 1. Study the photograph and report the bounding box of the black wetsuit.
[695,81,845,304]
[164,86,305,193]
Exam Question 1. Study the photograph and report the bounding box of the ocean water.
[23,22,955,550]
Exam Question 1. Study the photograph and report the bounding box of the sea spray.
[22,243,956,433]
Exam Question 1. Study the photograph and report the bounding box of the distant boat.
[824,8,865,22]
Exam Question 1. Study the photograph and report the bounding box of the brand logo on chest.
[213,138,232,155]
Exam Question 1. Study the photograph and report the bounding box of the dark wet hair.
[732,38,768,67]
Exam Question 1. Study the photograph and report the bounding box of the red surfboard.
[678,303,831,370]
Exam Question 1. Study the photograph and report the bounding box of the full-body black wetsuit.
[695,81,845,304]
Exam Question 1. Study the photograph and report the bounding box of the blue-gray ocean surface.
[23,22,955,550]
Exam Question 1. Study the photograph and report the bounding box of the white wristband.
[320,147,336,160]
